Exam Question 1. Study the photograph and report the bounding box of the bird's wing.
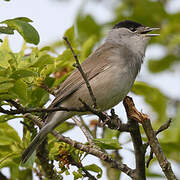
[49,42,117,108]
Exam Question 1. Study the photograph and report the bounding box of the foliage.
[0,0,180,179]
[0,17,39,45]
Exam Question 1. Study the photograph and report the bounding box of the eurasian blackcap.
[22,20,159,163]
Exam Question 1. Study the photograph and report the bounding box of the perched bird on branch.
[22,20,159,163]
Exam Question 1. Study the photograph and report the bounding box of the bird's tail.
[21,110,71,163]
[21,124,49,163]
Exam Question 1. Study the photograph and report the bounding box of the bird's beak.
[141,27,160,37]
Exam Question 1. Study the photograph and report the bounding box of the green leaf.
[56,49,73,63]
[10,79,28,103]
[0,115,18,123]
[30,54,54,68]
[55,48,79,71]
[0,67,10,77]
[84,164,102,178]
[148,55,176,73]
[48,142,60,158]
[159,105,180,162]
[0,82,14,93]
[132,81,167,122]
[73,171,83,180]
[0,76,14,83]
[10,166,19,180]
[80,35,97,60]
[93,138,122,150]
[55,122,75,134]
[0,93,15,100]
[103,127,120,139]
[40,64,55,77]
[0,153,20,169]
[1,17,40,45]
[40,46,51,51]
[65,170,70,176]
[18,169,32,180]
[0,26,14,34]
[30,87,49,107]
[0,38,12,68]
[0,36,11,51]
[0,122,21,144]
[76,14,101,43]
[13,17,33,23]
[102,152,121,180]
[159,142,180,162]
[146,172,163,178]
[44,76,55,88]
[10,69,37,79]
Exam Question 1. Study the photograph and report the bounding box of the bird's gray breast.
[97,46,143,110]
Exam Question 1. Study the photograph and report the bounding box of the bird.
[22,20,159,163]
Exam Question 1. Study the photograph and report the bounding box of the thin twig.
[79,98,130,131]
[146,150,153,168]
[70,159,97,180]
[6,99,23,109]
[63,36,97,108]
[0,172,8,180]
[24,113,136,179]
[0,103,87,115]
[72,117,95,146]
[155,119,172,135]
[146,119,172,167]
[1,99,131,133]
[123,96,177,180]
[79,116,95,138]
[142,119,177,180]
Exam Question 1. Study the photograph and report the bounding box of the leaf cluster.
[0,0,180,179]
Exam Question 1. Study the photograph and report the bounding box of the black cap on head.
[113,20,144,32]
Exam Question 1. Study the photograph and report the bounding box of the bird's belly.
[90,66,136,110]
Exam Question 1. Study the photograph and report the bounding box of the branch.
[53,132,136,179]
[123,96,177,180]
[123,97,146,180]
[1,99,131,133]
[0,103,87,115]
[63,36,97,108]
[6,99,23,109]
[24,114,96,179]
[142,119,177,180]
[72,117,95,146]
[79,99,130,132]
[0,172,8,180]
[70,158,97,180]
[155,119,172,135]
[146,119,172,168]
[24,113,136,179]
[33,168,43,180]
[79,115,96,138]
[146,150,154,168]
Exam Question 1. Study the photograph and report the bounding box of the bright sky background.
[0,0,180,179]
